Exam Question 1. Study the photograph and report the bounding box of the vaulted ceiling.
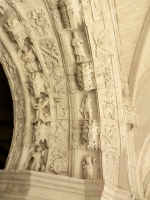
[115,0,150,79]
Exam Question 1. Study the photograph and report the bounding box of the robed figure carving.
[72,32,87,63]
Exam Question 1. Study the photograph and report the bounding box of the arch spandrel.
[0,0,141,199]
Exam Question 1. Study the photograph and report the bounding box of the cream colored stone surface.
[0,0,149,200]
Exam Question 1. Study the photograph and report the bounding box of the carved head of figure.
[35,146,42,152]
[73,32,78,38]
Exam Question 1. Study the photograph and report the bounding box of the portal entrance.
[0,63,13,169]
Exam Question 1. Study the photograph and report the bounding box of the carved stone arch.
[129,7,150,106]
[0,0,141,199]
[0,39,27,170]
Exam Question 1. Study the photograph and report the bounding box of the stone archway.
[0,0,140,199]
[0,62,13,169]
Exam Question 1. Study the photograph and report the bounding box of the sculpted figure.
[72,32,87,62]
[19,46,41,73]
[31,97,50,125]
[83,156,96,179]
[29,72,47,98]
[80,94,93,122]
[24,146,48,172]
[54,122,65,146]
[30,147,44,171]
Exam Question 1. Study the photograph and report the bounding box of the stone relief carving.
[40,39,61,69]
[76,62,95,91]
[105,153,119,182]
[101,125,118,152]
[17,100,25,120]
[90,0,103,21]
[29,72,47,98]
[58,0,81,29]
[83,156,96,179]
[33,124,50,146]
[54,97,68,119]
[55,79,66,94]
[51,67,64,82]
[58,0,70,29]
[4,14,30,49]
[31,97,50,126]
[27,9,50,37]
[81,0,93,24]
[81,120,99,150]
[72,32,88,63]
[53,122,66,146]
[73,123,81,148]
[0,1,8,15]
[19,46,42,73]
[24,145,48,172]
[103,91,116,120]
[92,28,111,57]
[80,94,93,124]
[49,149,68,174]
[95,58,114,89]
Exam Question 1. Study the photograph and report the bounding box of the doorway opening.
[0,63,13,169]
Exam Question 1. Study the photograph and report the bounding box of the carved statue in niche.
[92,28,111,57]
[103,91,116,120]
[58,0,70,28]
[40,39,61,69]
[24,145,48,172]
[31,97,50,126]
[76,62,94,91]
[19,46,41,73]
[83,156,96,179]
[27,9,49,37]
[72,32,88,63]
[29,72,47,98]
[49,149,68,174]
[0,1,8,15]
[80,94,93,124]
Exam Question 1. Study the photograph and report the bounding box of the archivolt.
[0,39,27,170]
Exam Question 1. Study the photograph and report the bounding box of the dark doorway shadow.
[0,63,13,169]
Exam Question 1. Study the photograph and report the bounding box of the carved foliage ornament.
[76,62,95,91]
[49,149,69,174]
[101,125,118,152]
[92,28,111,57]
[27,9,50,37]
